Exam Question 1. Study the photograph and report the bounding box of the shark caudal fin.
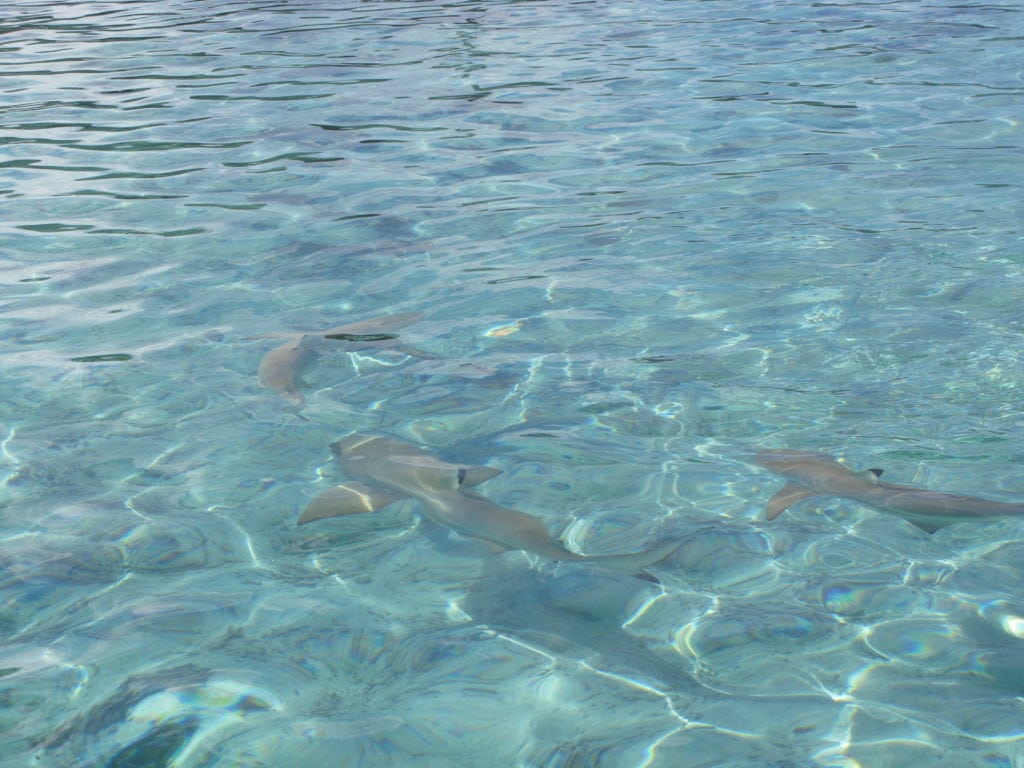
[765,482,820,521]
[580,540,683,576]
[298,482,407,525]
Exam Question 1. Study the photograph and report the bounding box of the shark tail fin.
[765,482,820,521]
[298,482,407,525]
[582,540,683,576]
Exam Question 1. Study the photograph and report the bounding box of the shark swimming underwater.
[299,433,681,574]
[756,449,1024,533]
[256,312,424,406]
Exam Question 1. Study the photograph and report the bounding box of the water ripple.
[3,0,1024,764]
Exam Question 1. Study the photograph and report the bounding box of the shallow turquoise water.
[2,0,1024,765]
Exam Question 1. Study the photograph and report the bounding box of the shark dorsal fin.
[855,468,883,485]
[298,482,407,525]
[765,482,820,521]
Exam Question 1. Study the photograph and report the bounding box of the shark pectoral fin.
[457,466,503,488]
[298,483,407,525]
[765,482,820,521]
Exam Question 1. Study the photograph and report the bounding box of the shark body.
[756,449,1024,533]
[257,312,423,406]
[299,434,679,573]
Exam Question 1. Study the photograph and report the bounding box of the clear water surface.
[2,0,1024,765]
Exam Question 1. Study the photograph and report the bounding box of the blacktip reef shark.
[756,449,1024,533]
[299,433,681,575]
[256,312,423,406]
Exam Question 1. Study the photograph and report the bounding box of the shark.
[458,558,696,693]
[756,448,1024,533]
[256,312,424,406]
[298,433,681,574]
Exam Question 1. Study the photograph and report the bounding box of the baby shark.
[299,433,680,574]
[757,448,1024,533]
[256,312,423,406]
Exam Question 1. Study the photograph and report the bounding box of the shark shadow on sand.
[458,558,698,695]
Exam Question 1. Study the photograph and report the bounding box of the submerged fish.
[299,433,680,574]
[756,448,1024,533]
[256,311,423,406]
